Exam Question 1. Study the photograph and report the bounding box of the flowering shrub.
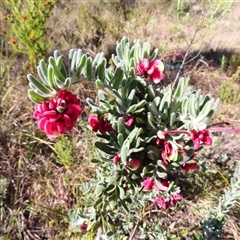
[27,37,240,239]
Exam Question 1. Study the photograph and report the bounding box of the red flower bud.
[128,158,141,171]
[113,154,121,164]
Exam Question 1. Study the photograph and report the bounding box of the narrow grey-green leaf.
[27,74,52,94]
[76,54,87,79]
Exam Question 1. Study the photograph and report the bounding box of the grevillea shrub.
[27,37,240,239]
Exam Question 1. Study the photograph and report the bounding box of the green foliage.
[52,135,74,168]
[228,54,240,73]
[6,0,58,67]
[81,38,219,238]
[200,161,240,239]
[27,49,106,103]
[218,69,240,104]
[0,178,8,223]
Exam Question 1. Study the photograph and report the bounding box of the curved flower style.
[33,90,82,140]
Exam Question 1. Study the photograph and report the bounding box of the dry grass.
[1,1,240,239]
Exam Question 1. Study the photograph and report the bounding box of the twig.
[172,28,203,88]
[129,219,140,240]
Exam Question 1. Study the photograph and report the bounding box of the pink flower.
[142,177,154,191]
[169,194,182,207]
[88,115,113,134]
[161,141,178,165]
[136,58,164,84]
[125,116,134,127]
[181,162,198,171]
[33,90,82,140]
[154,193,182,209]
[113,154,121,164]
[155,196,167,209]
[128,158,141,171]
[136,53,181,84]
[190,129,212,150]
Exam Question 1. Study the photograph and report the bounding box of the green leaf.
[120,199,129,213]
[56,54,67,79]
[95,79,103,88]
[118,186,125,200]
[94,197,103,207]
[117,117,126,135]
[196,99,215,122]
[142,164,155,174]
[86,98,104,112]
[126,89,136,106]
[86,57,93,81]
[38,60,48,84]
[27,74,52,94]
[95,142,116,154]
[148,102,160,116]
[69,50,77,77]
[149,48,159,61]
[189,95,198,118]
[110,67,124,89]
[120,140,130,164]
[170,112,176,126]
[117,133,124,147]
[76,54,87,79]
[63,78,71,89]
[91,158,102,164]
[181,96,189,117]
[173,77,186,100]
[95,184,105,196]
[127,127,139,145]
[127,100,147,114]
[147,112,157,129]
[49,56,65,82]
[76,49,83,67]
[28,89,47,103]
[96,58,106,82]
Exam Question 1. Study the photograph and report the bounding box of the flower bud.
[128,158,141,171]
[113,154,121,164]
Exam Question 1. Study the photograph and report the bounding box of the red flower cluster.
[88,115,113,134]
[33,90,82,140]
[136,59,164,84]
[190,129,212,150]
[142,177,182,209]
